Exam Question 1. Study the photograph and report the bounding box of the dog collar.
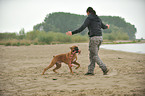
[69,51,77,67]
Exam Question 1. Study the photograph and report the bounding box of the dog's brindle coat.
[42,46,81,75]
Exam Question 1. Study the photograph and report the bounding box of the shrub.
[38,32,54,44]
[71,35,88,43]
[103,31,129,40]
[16,42,21,46]
[25,43,31,46]
[26,30,40,40]
[0,33,17,40]
[5,42,11,46]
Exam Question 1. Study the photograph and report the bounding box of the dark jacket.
[72,14,108,37]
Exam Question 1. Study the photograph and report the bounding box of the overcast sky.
[0,0,145,39]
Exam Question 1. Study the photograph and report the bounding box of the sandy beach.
[0,43,145,96]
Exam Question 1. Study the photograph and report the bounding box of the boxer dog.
[42,46,81,75]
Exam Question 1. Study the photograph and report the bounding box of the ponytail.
[86,7,96,15]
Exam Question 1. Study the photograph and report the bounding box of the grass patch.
[1,31,141,46]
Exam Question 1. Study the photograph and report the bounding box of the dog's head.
[70,46,81,54]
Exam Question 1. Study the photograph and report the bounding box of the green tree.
[18,28,25,39]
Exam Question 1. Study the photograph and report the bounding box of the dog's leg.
[53,62,61,73]
[72,61,80,69]
[42,59,56,75]
[68,65,73,74]
[67,59,74,74]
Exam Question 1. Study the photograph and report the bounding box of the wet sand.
[0,43,145,96]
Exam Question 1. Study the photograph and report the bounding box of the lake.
[101,43,145,54]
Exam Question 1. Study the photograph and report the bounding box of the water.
[101,43,145,54]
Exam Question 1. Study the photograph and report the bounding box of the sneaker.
[103,69,109,75]
[85,72,94,76]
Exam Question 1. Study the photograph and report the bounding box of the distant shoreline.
[1,39,145,46]
[101,43,145,54]
[103,40,145,44]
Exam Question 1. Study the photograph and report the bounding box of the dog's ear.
[70,47,73,50]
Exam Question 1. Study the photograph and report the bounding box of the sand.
[0,43,145,96]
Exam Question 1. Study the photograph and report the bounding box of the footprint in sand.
[106,69,118,76]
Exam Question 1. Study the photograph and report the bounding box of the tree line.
[0,12,137,46]
[34,12,136,40]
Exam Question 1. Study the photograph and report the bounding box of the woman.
[66,7,109,75]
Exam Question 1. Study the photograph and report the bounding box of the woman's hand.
[106,24,110,29]
[66,31,72,36]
